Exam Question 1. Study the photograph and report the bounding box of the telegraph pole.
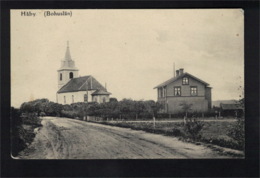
[173,62,175,77]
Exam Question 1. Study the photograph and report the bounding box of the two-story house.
[154,68,212,114]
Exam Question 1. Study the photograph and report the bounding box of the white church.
[56,42,111,104]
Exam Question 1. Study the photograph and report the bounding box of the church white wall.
[92,95,110,103]
[57,90,95,105]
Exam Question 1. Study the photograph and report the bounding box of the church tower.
[57,41,79,89]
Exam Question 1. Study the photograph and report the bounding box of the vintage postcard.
[11,9,244,159]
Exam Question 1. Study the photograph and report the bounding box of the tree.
[109,98,118,102]
[227,118,245,150]
[134,101,145,120]
[118,99,136,120]
[180,102,192,117]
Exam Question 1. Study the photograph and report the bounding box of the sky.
[11,9,244,108]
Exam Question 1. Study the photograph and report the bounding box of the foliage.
[11,107,42,156]
[88,119,244,151]
[227,118,245,150]
[179,102,193,117]
[11,107,25,156]
[201,137,243,151]
[171,128,183,137]
[20,99,63,117]
[183,118,205,140]
[19,98,162,120]
[109,97,118,102]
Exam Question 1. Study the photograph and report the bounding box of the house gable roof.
[154,72,209,89]
[57,75,106,93]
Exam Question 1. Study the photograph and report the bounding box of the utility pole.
[85,79,88,103]
[173,62,175,77]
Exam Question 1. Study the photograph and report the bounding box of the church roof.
[57,75,106,93]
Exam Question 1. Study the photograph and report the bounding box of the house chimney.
[179,68,184,75]
[176,70,179,77]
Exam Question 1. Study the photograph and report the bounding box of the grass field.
[90,118,244,151]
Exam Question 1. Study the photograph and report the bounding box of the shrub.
[171,128,183,137]
[11,107,43,156]
[40,112,46,117]
[183,118,205,140]
[227,118,245,150]
[201,137,243,150]
[11,107,26,156]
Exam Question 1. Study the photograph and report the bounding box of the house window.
[182,77,189,85]
[103,97,106,103]
[174,87,181,96]
[158,88,164,98]
[163,87,166,97]
[60,73,62,81]
[69,72,73,79]
[190,86,198,96]
[64,96,66,104]
[72,95,74,103]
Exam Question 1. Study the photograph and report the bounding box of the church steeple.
[65,41,72,61]
[59,41,78,70]
[57,41,79,89]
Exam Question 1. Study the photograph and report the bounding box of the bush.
[40,112,46,117]
[227,118,245,150]
[201,137,243,150]
[11,107,43,156]
[11,107,26,156]
[183,118,205,140]
[171,128,183,137]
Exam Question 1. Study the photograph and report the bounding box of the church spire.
[64,40,72,61]
[59,41,78,70]
[58,41,79,90]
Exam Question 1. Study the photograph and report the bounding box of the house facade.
[56,42,111,104]
[154,68,212,114]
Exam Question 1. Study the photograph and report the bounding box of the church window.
[72,95,74,103]
[103,97,106,103]
[69,72,73,79]
[60,73,62,81]
[64,96,66,104]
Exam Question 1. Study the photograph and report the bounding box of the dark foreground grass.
[89,119,243,151]
[11,111,42,157]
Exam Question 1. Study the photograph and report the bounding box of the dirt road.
[18,117,234,159]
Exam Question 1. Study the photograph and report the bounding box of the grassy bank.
[11,108,42,157]
[89,118,244,151]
